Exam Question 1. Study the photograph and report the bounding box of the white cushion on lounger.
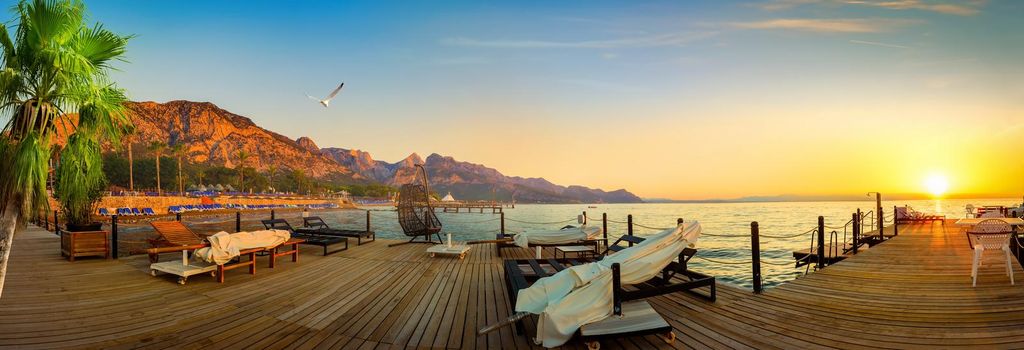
[514,221,701,347]
[512,225,602,249]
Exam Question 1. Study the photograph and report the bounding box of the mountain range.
[118,100,642,203]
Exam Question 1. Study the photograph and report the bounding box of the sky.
[45,0,1024,199]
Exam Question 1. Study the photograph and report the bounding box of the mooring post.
[852,212,860,254]
[627,214,634,247]
[602,213,608,245]
[111,214,119,259]
[235,211,241,232]
[270,209,275,220]
[892,205,899,236]
[875,192,883,234]
[817,216,825,269]
[366,210,371,233]
[878,207,885,241]
[751,221,762,293]
[583,211,587,225]
[500,211,505,236]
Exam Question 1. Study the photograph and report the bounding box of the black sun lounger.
[503,248,715,347]
[262,219,349,256]
[298,216,376,245]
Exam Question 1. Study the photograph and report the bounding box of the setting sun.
[924,174,950,197]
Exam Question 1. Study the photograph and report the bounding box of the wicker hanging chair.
[389,164,443,247]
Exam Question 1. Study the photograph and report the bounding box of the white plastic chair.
[967,219,1015,287]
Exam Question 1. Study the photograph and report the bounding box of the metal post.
[366,210,371,233]
[111,215,119,259]
[271,209,275,220]
[751,221,762,293]
[54,210,59,233]
[500,211,505,236]
[611,263,622,316]
[582,211,587,225]
[627,214,634,247]
[176,212,182,221]
[235,211,241,232]
[43,211,49,231]
[817,216,825,269]
[852,212,859,254]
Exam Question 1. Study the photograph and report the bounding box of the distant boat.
[588,205,598,208]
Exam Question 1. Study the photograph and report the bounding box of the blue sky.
[35,0,1024,198]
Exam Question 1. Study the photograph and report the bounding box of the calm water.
[310,198,1022,290]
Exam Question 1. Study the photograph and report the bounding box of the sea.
[308,197,1023,290]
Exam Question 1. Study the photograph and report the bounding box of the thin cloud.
[755,0,986,16]
[731,18,919,33]
[440,32,717,49]
[849,39,910,49]
[842,0,984,16]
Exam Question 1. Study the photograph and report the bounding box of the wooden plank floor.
[0,220,1022,349]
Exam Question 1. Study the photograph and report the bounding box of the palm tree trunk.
[127,142,134,192]
[177,157,182,195]
[0,198,23,299]
[155,157,161,195]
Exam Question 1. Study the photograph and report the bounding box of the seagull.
[307,82,345,108]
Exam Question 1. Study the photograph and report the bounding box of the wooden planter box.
[60,230,110,261]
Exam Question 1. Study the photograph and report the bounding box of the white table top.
[955,218,1024,226]
[426,244,471,254]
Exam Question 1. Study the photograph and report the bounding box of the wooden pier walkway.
[0,220,1023,349]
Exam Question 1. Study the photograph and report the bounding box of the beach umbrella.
[214,184,225,191]
[224,184,235,192]
[198,184,208,192]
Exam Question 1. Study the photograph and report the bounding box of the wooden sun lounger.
[299,216,375,245]
[263,219,348,256]
[148,221,213,263]
[146,237,304,283]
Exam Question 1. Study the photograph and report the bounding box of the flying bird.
[307,82,345,108]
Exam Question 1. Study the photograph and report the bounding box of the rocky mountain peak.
[295,137,319,153]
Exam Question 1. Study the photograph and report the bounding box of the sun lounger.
[895,206,945,224]
[147,221,213,262]
[262,219,349,256]
[142,208,156,215]
[495,224,605,257]
[98,208,111,216]
[502,222,714,348]
[299,216,375,245]
[131,208,142,216]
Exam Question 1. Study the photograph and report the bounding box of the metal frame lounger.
[502,255,715,348]
[299,216,375,245]
[262,219,349,256]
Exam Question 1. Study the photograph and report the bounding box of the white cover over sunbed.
[514,221,701,347]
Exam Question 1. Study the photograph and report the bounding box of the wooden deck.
[1,220,1023,349]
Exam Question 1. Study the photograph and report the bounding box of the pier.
[434,202,511,214]
[1,219,1023,349]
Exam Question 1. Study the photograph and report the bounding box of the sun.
[924,174,949,197]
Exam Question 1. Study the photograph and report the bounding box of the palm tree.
[148,141,167,195]
[266,164,278,192]
[0,0,132,298]
[236,150,250,192]
[292,169,307,195]
[171,143,186,195]
[125,137,134,192]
